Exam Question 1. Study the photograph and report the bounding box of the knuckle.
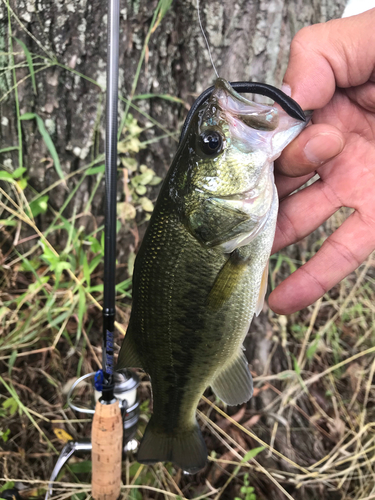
[291,26,315,52]
[299,265,327,295]
[277,204,299,246]
[326,237,361,268]
[291,24,327,58]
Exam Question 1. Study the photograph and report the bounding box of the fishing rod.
[91,0,122,497]
[44,1,141,498]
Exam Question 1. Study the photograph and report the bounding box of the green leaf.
[0,146,19,154]
[116,278,132,290]
[28,195,49,218]
[40,242,59,267]
[127,250,136,277]
[0,482,15,493]
[116,278,132,297]
[306,337,320,360]
[83,254,90,287]
[0,306,10,322]
[8,350,17,376]
[133,170,154,186]
[130,489,143,500]
[27,276,50,294]
[0,428,10,443]
[54,261,72,285]
[14,37,37,94]
[3,397,18,416]
[0,220,17,226]
[121,157,138,171]
[86,164,105,175]
[242,447,265,462]
[20,112,36,120]
[148,175,162,186]
[17,178,28,190]
[48,311,71,330]
[77,287,86,341]
[87,235,102,254]
[77,352,83,378]
[69,460,92,474]
[12,166,27,178]
[71,493,87,500]
[87,284,103,293]
[44,372,58,388]
[292,354,301,376]
[159,0,173,17]
[118,201,136,220]
[0,171,13,180]
[139,197,154,212]
[20,113,64,180]
[89,254,103,274]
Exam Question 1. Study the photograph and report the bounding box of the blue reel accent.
[94,369,104,391]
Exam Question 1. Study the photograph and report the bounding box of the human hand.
[269,9,375,314]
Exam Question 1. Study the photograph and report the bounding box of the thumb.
[283,9,375,110]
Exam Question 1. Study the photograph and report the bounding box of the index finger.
[269,210,375,314]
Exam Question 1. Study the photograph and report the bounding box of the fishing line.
[197,0,219,78]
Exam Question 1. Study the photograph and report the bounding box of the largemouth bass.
[116,78,307,472]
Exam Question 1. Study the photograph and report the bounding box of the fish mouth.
[202,78,280,132]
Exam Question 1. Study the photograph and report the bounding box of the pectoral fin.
[206,249,250,310]
[255,261,269,316]
[211,350,253,405]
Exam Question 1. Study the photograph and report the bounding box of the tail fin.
[137,416,207,473]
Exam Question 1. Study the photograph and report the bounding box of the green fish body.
[116,78,307,472]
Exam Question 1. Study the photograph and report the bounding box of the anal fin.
[115,327,143,370]
[211,351,253,405]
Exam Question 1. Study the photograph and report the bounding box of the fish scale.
[116,78,308,472]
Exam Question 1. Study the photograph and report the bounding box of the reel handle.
[91,399,123,499]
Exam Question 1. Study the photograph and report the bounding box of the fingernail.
[304,133,344,164]
[281,83,292,97]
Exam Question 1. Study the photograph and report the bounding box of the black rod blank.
[102,0,120,401]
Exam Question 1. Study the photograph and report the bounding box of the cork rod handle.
[91,399,123,500]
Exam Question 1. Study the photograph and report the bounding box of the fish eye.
[200,130,223,156]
